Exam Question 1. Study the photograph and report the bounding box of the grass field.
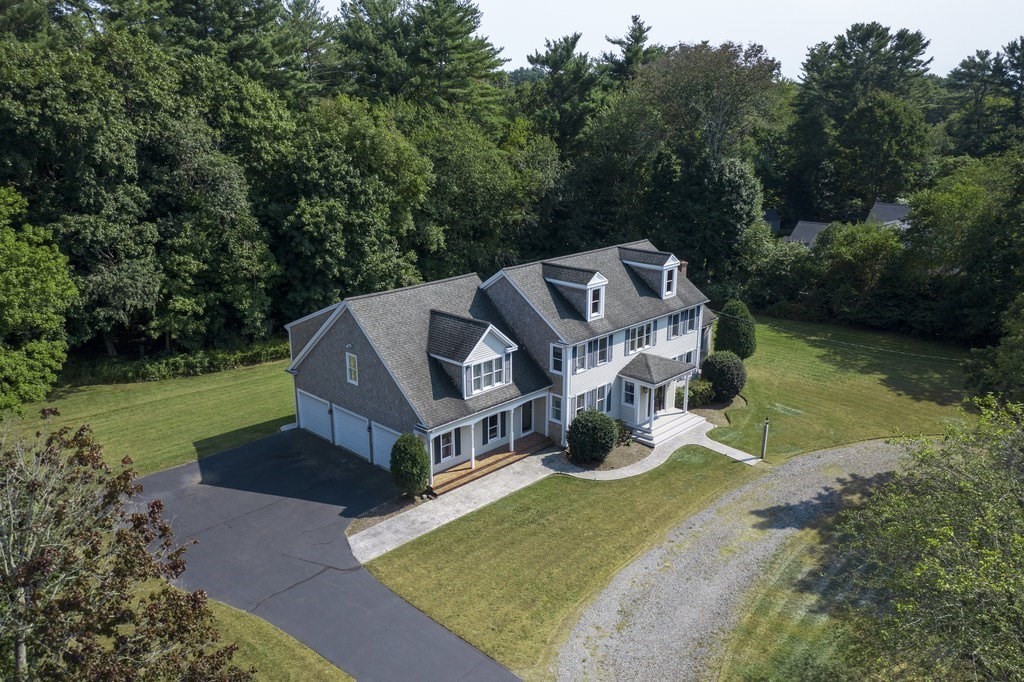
[369,446,757,678]
[711,317,970,459]
[210,600,351,681]
[368,318,969,679]
[24,360,295,475]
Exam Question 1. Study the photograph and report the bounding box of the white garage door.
[371,423,401,471]
[332,404,371,459]
[297,391,332,442]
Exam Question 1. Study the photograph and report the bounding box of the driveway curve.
[557,441,902,681]
[139,430,516,682]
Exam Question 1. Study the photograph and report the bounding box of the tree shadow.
[762,318,968,407]
[749,471,894,532]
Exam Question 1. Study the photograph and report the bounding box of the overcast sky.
[468,0,1024,80]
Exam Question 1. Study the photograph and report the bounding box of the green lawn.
[369,446,758,678]
[711,317,970,459]
[369,319,969,679]
[210,600,351,681]
[25,360,295,475]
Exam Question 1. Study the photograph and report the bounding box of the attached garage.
[371,423,401,471]
[332,404,371,460]
[297,390,332,442]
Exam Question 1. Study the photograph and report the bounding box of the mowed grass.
[369,320,970,679]
[713,529,844,680]
[710,317,969,459]
[209,600,351,681]
[24,360,294,475]
[369,447,759,678]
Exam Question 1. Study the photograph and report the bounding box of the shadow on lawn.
[193,417,293,458]
[749,471,894,532]
[190,428,396,518]
[762,319,968,407]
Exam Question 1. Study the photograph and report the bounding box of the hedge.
[58,339,291,385]
[675,378,715,409]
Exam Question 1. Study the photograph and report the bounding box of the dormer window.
[589,286,604,320]
[664,268,676,298]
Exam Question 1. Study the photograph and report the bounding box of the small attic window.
[664,268,676,298]
[589,286,605,320]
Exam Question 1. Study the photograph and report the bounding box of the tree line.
[1,0,1022,408]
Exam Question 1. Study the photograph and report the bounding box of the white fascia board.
[424,387,550,433]
[286,303,348,371]
[284,302,341,330]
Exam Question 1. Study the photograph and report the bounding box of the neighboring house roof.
[763,208,782,235]
[619,353,695,385]
[867,200,910,229]
[344,274,550,431]
[784,221,830,247]
[493,239,709,345]
[427,310,491,363]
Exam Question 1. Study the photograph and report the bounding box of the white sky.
[467,0,1024,79]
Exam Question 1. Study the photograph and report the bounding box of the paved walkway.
[349,419,759,563]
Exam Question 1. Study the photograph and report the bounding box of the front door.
[640,386,651,422]
[521,401,533,434]
[654,385,666,413]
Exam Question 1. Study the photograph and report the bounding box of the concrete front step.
[633,412,706,447]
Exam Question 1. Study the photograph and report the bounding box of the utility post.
[761,417,769,461]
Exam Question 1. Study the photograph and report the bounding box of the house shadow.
[762,319,968,407]
[189,428,397,519]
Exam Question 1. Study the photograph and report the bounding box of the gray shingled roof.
[497,240,709,345]
[784,221,830,247]
[427,310,490,363]
[702,308,717,327]
[619,353,695,385]
[346,275,550,430]
[867,200,910,228]
[541,262,600,286]
[617,245,675,267]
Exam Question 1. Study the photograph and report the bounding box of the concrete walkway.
[349,418,759,563]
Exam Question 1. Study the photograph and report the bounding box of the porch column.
[470,422,477,469]
[508,407,516,452]
[647,387,654,427]
[683,374,690,413]
[426,433,435,486]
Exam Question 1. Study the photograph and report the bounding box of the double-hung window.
[551,345,563,374]
[675,350,695,364]
[573,344,587,373]
[574,384,613,416]
[623,381,635,406]
[664,268,676,297]
[550,395,562,422]
[485,414,500,441]
[627,322,654,354]
[346,352,359,385]
[440,431,455,459]
[686,306,699,332]
[589,287,603,318]
[470,355,507,395]
[669,312,682,339]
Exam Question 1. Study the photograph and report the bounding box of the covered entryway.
[297,390,332,442]
[619,353,699,446]
[371,422,401,470]
[332,404,371,460]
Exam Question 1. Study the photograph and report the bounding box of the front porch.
[619,352,698,447]
[431,432,551,495]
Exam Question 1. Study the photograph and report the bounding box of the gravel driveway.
[557,441,903,681]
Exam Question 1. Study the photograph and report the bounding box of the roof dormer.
[427,310,518,398]
[618,246,684,299]
[542,262,608,321]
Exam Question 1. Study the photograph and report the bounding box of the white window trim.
[550,395,562,422]
[550,344,563,375]
[467,354,511,397]
[663,267,677,299]
[623,380,635,406]
[627,322,655,355]
[588,285,605,320]
[346,352,359,386]
[439,430,455,460]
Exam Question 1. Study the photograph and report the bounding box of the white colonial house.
[285,240,714,490]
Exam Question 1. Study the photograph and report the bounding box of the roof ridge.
[429,308,490,327]
[346,272,481,302]
[501,239,654,272]
[541,261,598,274]
[618,244,672,257]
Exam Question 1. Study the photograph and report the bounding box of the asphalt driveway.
[139,429,516,682]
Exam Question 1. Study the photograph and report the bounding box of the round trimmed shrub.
[676,378,714,409]
[391,433,430,496]
[701,351,747,402]
[714,299,757,359]
[566,410,618,464]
